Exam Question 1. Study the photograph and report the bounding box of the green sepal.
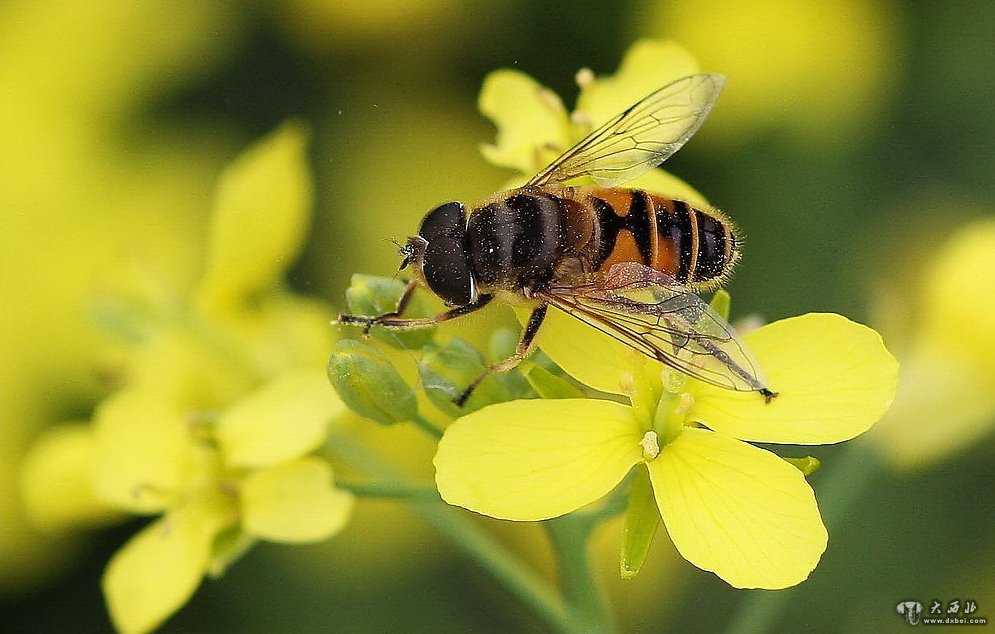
[343,274,435,348]
[419,339,516,417]
[327,339,417,424]
[207,528,256,578]
[620,468,659,579]
[523,364,584,399]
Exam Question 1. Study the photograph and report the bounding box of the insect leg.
[390,279,420,317]
[455,304,548,407]
[338,293,494,334]
[337,279,419,334]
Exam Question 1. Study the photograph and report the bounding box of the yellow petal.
[478,69,571,175]
[103,496,232,634]
[217,370,342,469]
[230,294,339,378]
[126,330,254,412]
[691,313,898,444]
[648,428,827,589]
[575,39,700,130]
[434,400,643,520]
[194,122,312,317]
[920,218,995,378]
[240,457,353,543]
[869,336,995,470]
[93,390,193,513]
[19,424,120,532]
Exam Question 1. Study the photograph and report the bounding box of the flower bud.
[342,274,434,349]
[419,339,512,417]
[327,339,416,425]
[488,328,519,364]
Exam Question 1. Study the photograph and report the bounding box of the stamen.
[640,430,661,461]
[575,67,594,88]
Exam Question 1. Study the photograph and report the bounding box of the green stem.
[411,413,444,439]
[545,514,617,634]
[337,479,441,500]
[326,430,574,632]
[723,442,884,634]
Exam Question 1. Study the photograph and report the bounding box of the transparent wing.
[527,74,725,188]
[538,263,768,393]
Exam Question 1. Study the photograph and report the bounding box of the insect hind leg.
[455,305,548,407]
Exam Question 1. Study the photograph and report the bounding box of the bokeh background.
[2,0,993,632]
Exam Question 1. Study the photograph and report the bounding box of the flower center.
[654,391,694,445]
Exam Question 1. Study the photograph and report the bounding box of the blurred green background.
[2,0,993,632]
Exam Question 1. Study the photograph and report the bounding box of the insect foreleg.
[455,304,548,406]
[336,279,419,334]
[389,279,420,319]
[338,292,493,334]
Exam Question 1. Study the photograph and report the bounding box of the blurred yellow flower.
[279,0,464,55]
[644,0,901,145]
[869,218,995,469]
[98,373,350,634]
[19,124,353,634]
[479,38,710,204]
[435,313,897,589]
[0,0,241,591]
[18,424,121,533]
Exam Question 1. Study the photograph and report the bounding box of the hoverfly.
[339,73,776,405]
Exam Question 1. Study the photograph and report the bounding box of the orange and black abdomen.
[586,187,737,286]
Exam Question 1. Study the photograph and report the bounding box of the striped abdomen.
[581,187,737,286]
[464,187,737,293]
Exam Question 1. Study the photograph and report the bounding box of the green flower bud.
[419,339,516,417]
[343,274,435,349]
[488,328,520,363]
[328,339,417,425]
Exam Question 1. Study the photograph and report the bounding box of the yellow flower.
[19,124,353,634]
[868,218,995,469]
[435,313,898,589]
[436,41,896,588]
[479,38,709,204]
[0,0,238,591]
[98,372,351,634]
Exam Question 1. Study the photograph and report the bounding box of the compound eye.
[422,237,476,306]
[419,202,466,243]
